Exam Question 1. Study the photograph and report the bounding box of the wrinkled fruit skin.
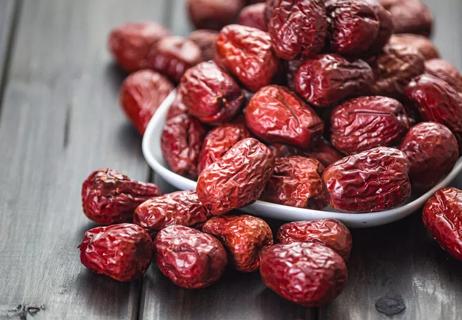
[304,138,343,167]
[196,138,274,215]
[180,61,244,125]
[81,169,160,224]
[198,121,251,174]
[400,122,459,191]
[330,96,410,155]
[161,114,207,179]
[294,54,373,107]
[268,0,327,60]
[323,147,411,212]
[134,191,210,232]
[187,0,245,30]
[390,34,439,60]
[405,74,462,145]
[425,59,462,93]
[155,225,228,288]
[238,3,267,31]
[380,0,433,36]
[245,85,324,148]
[262,156,327,209]
[188,29,218,61]
[80,223,153,282]
[108,22,170,72]
[120,70,174,134]
[277,219,352,260]
[216,24,279,92]
[423,187,462,261]
[202,214,273,272]
[260,242,348,307]
[149,36,202,82]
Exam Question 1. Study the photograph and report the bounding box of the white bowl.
[142,91,462,228]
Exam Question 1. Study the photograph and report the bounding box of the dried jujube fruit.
[196,138,274,215]
[108,22,170,72]
[304,138,343,167]
[367,0,393,54]
[262,156,327,209]
[323,147,411,212]
[294,54,373,107]
[187,0,245,30]
[245,85,324,148]
[81,169,160,225]
[79,223,153,282]
[188,29,218,61]
[425,59,462,93]
[379,0,433,36]
[277,219,352,260]
[260,242,348,307]
[389,34,439,60]
[268,0,327,60]
[155,225,228,288]
[120,70,174,134]
[238,3,267,31]
[330,96,410,155]
[423,187,462,261]
[134,191,210,232]
[179,61,244,125]
[400,122,459,191]
[202,214,273,272]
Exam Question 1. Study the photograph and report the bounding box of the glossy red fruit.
[330,96,410,155]
[216,24,279,92]
[179,61,244,125]
[238,3,267,31]
[423,187,462,261]
[262,156,327,209]
[400,122,459,191]
[155,225,228,288]
[245,85,324,148]
[260,242,348,307]
[81,169,160,225]
[277,219,352,260]
[425,59,462,93]
[379,0,433,36]
[79,223,153,282]
[187,0,245,30]
[196,138,274,215]
[198,121,251,174]
[161,113,207,179]
[268,0,327,60]
[323,147,411,212]
[202,214,273,272]
[304,138,343,167]
[108,22,170,72]
[188,29,218,61]
[390,34,439,60]
[120,70,174,134]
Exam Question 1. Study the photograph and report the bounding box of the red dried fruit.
[216,24,279,92]
[380,0,433,36]
[161,113,207,179]
[120,70,174,134]
[425,59,462,93]
[323,147,411,212]
[134,191,210,232]
[262,156,327,209]
[330,96,410,155]
[400,122,459,191]
[405,74,462,145]
[277,219,352,260]
[245,85,324,148]
[367,0,393,54]
[423,187,462,261]
[81,169,160,224]
[187,0,245,30]
[179,61,244,125]
[389,34,439,60]
[108,22,170,72]
[304,138,343,167]
[79,223,153,282]
[268,0,327,60]
[155,225,228,288]
[148,36,202,82]
[294,54,373,107]
[166,92,188,119]
[196,138,274,215]
[188,29,218,61]
[202,214,273,272]
[238,3,267,31]
[198,121,251,174]
[260,242,348,307]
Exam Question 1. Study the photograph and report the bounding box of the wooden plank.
[0,0,168,319]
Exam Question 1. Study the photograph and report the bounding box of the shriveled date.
[238,3,267,31]
[196,138,274,215]
[425,59,462,93]
[323,147,411,212]
[389,34,439,60]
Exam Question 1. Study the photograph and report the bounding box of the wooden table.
[0,0,461,319]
